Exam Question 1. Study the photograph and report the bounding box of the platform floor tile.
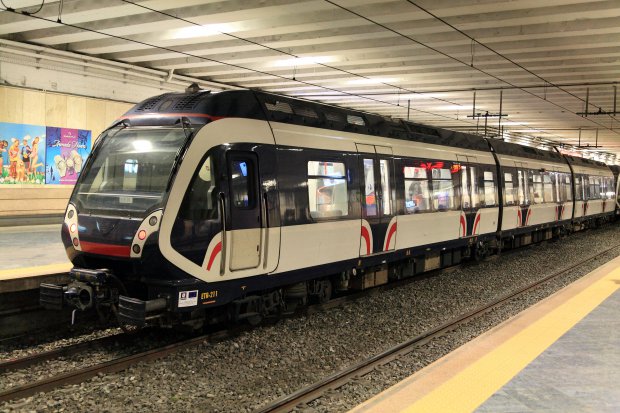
[0,224,68,271]
[476,288,620,413]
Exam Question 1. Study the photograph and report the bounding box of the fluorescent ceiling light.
[272,56,335,67]
[347,77,397,85]
[173,25,223,39]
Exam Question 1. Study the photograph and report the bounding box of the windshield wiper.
[178,116,192,140]
[105,119,131,139]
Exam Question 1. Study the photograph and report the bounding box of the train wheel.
[316,279,333,304]
[473,241,489,262]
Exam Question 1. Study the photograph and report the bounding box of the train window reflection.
[73,127,188,217]
[482,170,496,206]
[308,161,348,219]
[230,159,254,208]
[380,159,391,215]
[405,166,429,214]
[504,172,516,206]
[431,168,455,211]
[363,159,376,217]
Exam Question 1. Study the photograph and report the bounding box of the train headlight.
[65,204,81,251]
[130,210,163,259]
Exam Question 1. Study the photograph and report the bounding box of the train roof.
[563,154,610,170]
[120,88,489,152]
[485,138,565,164]
[253,91,490,152]
[121,88,609,166]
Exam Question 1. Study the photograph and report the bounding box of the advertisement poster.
[0,122,46,185]
[45,127,91,185]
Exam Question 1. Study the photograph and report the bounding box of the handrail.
[262,192,269,269]
[219,193,227,276]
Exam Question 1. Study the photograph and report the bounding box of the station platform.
[0,224,71,293]
[350,255,620,413]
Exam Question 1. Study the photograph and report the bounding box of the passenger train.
[40,85,620,328]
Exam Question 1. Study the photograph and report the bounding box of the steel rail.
[1,238,617,406]
[0,332,224,404]
[254,243,620,413]
[0,331,131,373]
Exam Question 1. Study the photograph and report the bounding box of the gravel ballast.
[1,225,619,413]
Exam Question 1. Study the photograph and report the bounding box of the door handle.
[261,192,269,227]
[219,192,226,276]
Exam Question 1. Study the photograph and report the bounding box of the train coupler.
[39,268,119,314]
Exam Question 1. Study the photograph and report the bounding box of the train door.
[457,155,479,237]
[226,152,262,271]
[357,144,396,256]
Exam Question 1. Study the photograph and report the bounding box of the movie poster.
[45,127,91,185]
[0,122,46,185]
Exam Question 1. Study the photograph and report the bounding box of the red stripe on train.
[79,241,131,257]
[385,222,397,251]
[472,213,481,235]
[206,242,222,271]
[361,226,371,255]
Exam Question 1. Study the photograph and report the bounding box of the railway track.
[0,271,430,404]
[1,241,617,406]
[0,331,131,374]
[254,243,620,413]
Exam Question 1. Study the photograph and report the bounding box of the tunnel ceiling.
[1,0,620,159]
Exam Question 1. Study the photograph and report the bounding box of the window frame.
[307,159,349,220]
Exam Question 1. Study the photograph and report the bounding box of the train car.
[607,164,620,216]
[40,86,617,329]
[564,156,616,225]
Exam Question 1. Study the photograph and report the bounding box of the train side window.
[404,166,430,213]
[504,172,516,206]
[363,158,377,217]
[229,159,255,209]
[575,176,583,201]
[517,170,526,205]
[461,165,471,208]
[470,166,480,208]
[565,175,572,201]
[606,177,615,199]
[542,173,554,203]
[431,167,456,211]
[379,159,391,215]
[482,170,496,206]
[178,156,218,221]
[307,161,348,219]
[591,176,602,200]
[555,173,562,202]
[587,176,595,200]
[557,173,566,202]
[532,173,543,204]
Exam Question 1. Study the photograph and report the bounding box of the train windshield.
[72,127,189,217]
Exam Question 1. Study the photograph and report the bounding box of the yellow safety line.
[401,266,620,413]
[0,262,72,280]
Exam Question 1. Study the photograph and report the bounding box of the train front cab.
[131,117,282,327]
